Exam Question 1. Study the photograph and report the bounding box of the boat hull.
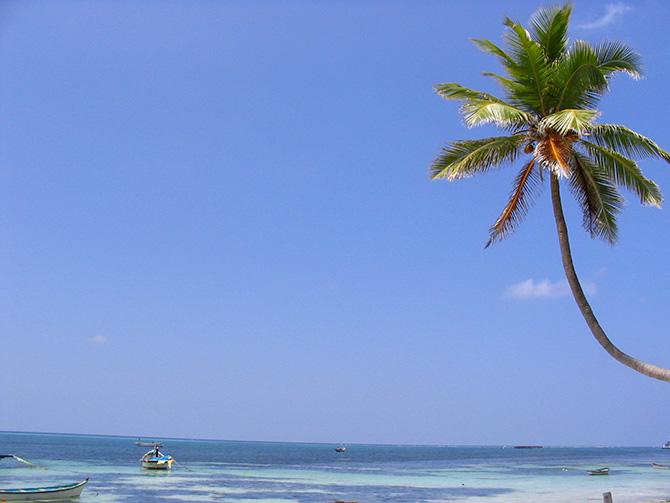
[141,459,174,470]
[0,479,87,501]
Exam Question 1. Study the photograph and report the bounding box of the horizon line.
[0,429,656,449]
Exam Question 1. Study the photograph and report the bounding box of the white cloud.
[89,335,108,344]
[504,278,597,300]
[578,3,631,29]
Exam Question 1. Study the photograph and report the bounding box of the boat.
[0,454,35,467]
[652,462,670,469]
[334,446,347,453]
[0,479,87,501]
[513,445,543,449]
[588,467,609,476]
[663,440,670,449]
[140,445,174,470]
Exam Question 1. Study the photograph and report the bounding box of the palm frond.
[501,17,553,114]
[481,72,535,108]
[549,41,641,110]
[530,4,572,63]
[482,72,516,89]
[568,152,622,243]
[552,40,607,110]
[581,140,663,206]
[486,159,542,246]
[462,101,532,128]
[435,83,532,128]
[540,108,600,135]
[596,41,642,79]
[471,38,515,66]
[431,136,523,180]
[434,82,504,102]
[587,124,670,162]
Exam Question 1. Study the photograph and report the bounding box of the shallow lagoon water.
[0,432,669,502]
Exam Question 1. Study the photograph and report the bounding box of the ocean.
[0,432,669,502]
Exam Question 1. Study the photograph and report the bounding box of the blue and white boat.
[140,445,174,470]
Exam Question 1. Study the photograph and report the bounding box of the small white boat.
[588,467,609,476]
[662,440,670,449]
[0,479,88,501]
[140,445,174,470]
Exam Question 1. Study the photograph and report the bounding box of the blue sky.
[1,0,669,446]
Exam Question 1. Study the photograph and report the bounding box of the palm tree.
[431,4,670,382]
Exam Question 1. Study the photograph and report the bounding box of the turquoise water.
[1,432,669,502]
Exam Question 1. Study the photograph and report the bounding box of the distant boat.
[513,445,543,449]
[335,446,347,453]
[0,479,88,501]
[588,467,609,476]
[140,444,174,470]
[652,462,670,469]
[135,438,163,447]
[662,440,670,449]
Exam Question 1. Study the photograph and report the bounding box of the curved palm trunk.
[550,174,670,382]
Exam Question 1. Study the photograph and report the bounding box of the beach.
[1,432,669,502]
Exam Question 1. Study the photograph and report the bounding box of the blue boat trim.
[145,455,172,461]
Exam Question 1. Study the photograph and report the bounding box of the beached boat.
[0,479,87,501]
[588,467,609,476]
[652,462,670,469]
[140,446,174,470]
